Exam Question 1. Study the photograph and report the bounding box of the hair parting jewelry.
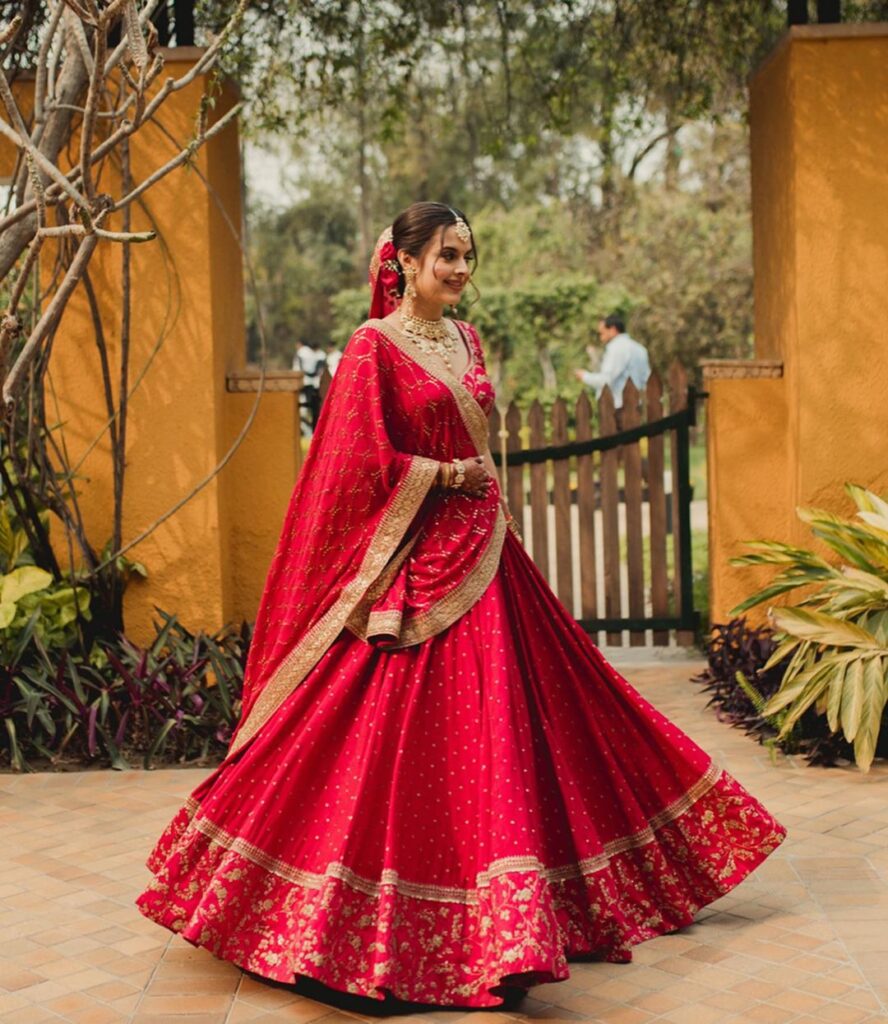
[449,209,472,245]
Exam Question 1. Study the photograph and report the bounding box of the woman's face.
[401,224,474,309]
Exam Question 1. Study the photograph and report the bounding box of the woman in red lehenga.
[137,202,785,1008]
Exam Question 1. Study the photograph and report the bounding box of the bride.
[137,201,785,1008]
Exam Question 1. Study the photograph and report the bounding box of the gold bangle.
[451,458,466,489]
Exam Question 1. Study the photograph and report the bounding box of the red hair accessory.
[368,226,402,319]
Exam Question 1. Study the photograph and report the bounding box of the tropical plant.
[729,483,888,772]
[0,498,93,664]
[694,617,792,745]
[0,610,248,772]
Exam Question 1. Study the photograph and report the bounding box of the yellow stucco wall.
[706,377,793,624]
[222,391,300,622]
[708,25,888,625]
[4,52,302,641]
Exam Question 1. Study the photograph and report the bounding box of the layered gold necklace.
[399,310,458,368]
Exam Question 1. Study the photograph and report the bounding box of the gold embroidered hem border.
[178,761,722,906]
[230,454,440,754]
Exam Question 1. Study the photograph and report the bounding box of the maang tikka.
[451,212,472,245]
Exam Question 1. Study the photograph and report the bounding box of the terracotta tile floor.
[4,653,888,1024]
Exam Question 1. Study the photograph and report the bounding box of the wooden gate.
[490,362,701,647]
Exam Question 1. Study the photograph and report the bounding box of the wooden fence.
[489,361,700,647]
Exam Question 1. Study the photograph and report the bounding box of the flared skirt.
[136,531,785,1007]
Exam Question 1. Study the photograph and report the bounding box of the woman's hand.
[460,455,492,498]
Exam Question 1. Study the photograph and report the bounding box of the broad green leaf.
[762,636,802,673]
[0,566,52,605]
[840,658,866,741]
[0,508,14,566]
[777,641,815,691]
[144,718,178,769]
[10,529,28,566]
[847,483,888,522]
[49,588,79,628]
[808,534,878,573]
[730,542,833,568]
[729,580,817,616]
[837,568,888,597]
[0,601,16,628]
[771,608,881,649]
[853,657,888,773]
[779,668,832,735]
[796,505,844,523]
[857,511,888,538]
[4,718,24,772]
[871,612,888,647]
[765,660,824,715]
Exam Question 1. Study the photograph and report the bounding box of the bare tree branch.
[112,101,243,213]
[0,13,23,48]
[65,6,95,74]
[34,2,65,125]
[3,234,99,406]
[78,5,107,200]
[103,0,163,77]
[0,0,254,631]
[0,78,92,215]
[627,126,677,180]
[60,0,96,26]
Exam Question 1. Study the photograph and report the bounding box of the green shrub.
[730,483,888,772]
[2,611,248,772]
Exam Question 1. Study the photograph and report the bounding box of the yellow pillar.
[4,51,302,642]
[706,24,888,625]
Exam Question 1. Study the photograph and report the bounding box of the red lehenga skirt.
[136,530,786,1007]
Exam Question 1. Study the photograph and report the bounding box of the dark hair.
[390,202,477,298]
[600,313,626,333]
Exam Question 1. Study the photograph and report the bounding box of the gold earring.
[402,265,417,316]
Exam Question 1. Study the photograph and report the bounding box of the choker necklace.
[399,311,458,367]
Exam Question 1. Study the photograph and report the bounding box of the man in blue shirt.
[574,314,651,413]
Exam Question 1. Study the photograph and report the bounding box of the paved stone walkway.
[4,655,888,1024]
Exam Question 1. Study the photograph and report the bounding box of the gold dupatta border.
[364,319,490,455]
[179,761,726,905]
[230,455,440,754]
[346,508,507,649]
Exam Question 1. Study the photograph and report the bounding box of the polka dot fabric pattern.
[137,532,786,1007]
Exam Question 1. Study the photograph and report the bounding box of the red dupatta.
[229,235,505,755]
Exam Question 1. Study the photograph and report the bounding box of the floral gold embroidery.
[138,764,786,1008]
